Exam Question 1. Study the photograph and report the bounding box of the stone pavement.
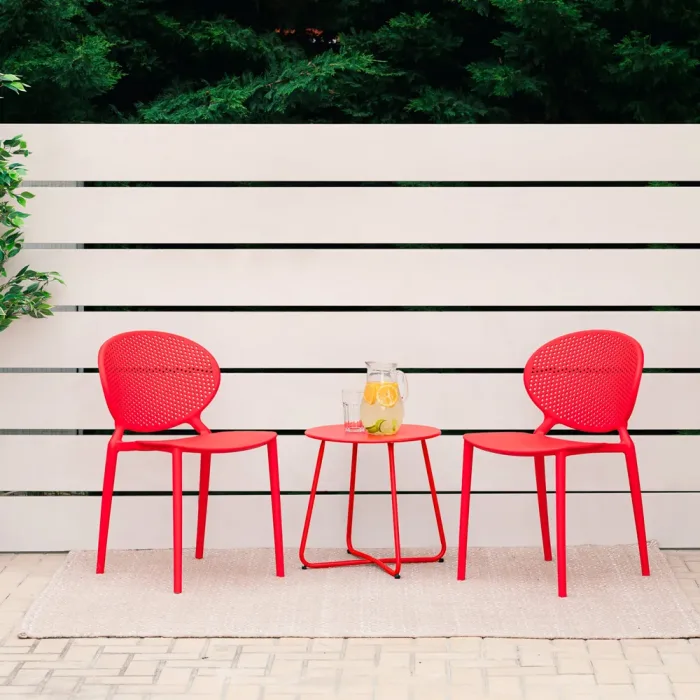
[1,551,700,699]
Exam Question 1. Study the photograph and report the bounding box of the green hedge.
[1,1,699,124]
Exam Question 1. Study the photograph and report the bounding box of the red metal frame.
[96,330,285,593]
[299,425,446,578]
[457,330,650,598]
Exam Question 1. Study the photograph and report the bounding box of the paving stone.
[631,673,672,694]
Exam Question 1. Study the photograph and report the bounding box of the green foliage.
[0,74,62,333]
[1,1,699,123]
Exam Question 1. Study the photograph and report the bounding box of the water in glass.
[342,389,364,432]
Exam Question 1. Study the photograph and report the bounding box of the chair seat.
[135,431,277,454]
[464,432,612,457]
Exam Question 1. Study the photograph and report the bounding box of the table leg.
[299,441,376,570]
[345,444,358,552]
[388,443,402,578]
[351,439,446,568]
[397,439,447,564]
[298,441,325,569]
[300,438,443,577]
[345,443,402,578]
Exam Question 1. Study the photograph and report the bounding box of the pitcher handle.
[397,370,409,401]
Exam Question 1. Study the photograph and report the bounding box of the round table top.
[305,424,441,444]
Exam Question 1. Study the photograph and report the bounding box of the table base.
[298,439,447,578]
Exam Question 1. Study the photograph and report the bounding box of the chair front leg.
[195,453,211,560]
[96,445,118,574]
[534,455,552,561]
[457,442,474,581]
[172,449,183,594]
[555,451,567,598]
[624,442,650,576]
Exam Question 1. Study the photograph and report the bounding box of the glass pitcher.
[361,361,408,436]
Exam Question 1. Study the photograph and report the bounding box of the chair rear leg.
[195,453,211,560]
[625,444,650,576]
[457,443,474,581]
[534,455,552,561]
[172,450,183,594]
[556,452,567,598]
[96,446,118,574]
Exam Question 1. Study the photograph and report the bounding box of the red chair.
[457,330,650,597]
[96,331,284,593]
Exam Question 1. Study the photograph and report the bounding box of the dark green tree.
[1,1,698,123]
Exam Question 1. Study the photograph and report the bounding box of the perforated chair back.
[98,331,221,432]
[523,330,643,433]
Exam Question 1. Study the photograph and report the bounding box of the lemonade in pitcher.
[360,362,408,436]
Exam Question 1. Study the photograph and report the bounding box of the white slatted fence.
[1,124,699,551]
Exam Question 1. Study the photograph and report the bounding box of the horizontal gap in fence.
[0,429,697,437]
[2,490,697,497]
[3,368,698,375]
[80,243,700,251]
[81,181,700,188]
[66,305,700,313]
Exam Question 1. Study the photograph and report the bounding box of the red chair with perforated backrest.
[457,330,649,597]
[97,331,284,593]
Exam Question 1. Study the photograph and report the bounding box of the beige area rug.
[20,543,700,639]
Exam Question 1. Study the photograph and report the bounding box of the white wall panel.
[0,435,695,493]
[3,124,700,550]
[24,186,700,244]
[16,248,700,306]
[4,311,699,369]
[0,493,695,551]
[10,124,700,181]
[0,373,696,431]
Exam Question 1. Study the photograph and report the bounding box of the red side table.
[299,424,446,578]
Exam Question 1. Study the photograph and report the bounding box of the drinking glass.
[342,389,364,432]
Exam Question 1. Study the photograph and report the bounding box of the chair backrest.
[98,331,221,432]
[523,330,643,433]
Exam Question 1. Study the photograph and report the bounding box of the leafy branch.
[0,73,62,333]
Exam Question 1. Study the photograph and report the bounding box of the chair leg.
[195,453,211,560]
[534,455,552,561]
[625,443,650,576]
[556,452,567,598]
[267,437,285,577]
[172,449,183,594]
[457,442,474,581]
[96,446,118,574]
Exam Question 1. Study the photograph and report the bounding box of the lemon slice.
[376,383,399,408]
[363,383,377,405]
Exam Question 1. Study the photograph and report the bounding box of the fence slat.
[0,493,696,550]
[16,249,700,306]
[0,373,696,430]
[10,124,700,182]
[0,435,695,493]
[24,186,700,244]
[4,311,699,369]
